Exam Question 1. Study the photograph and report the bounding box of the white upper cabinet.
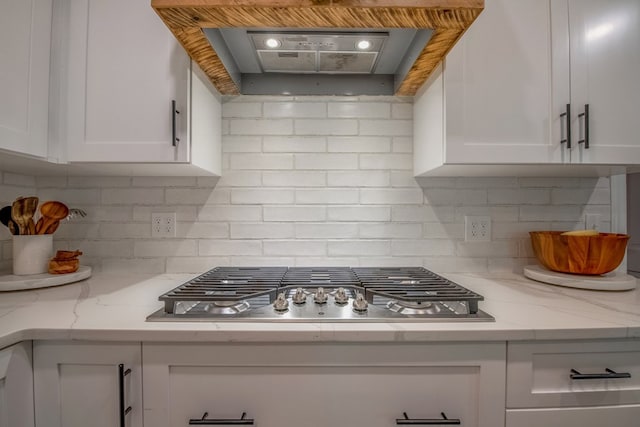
[563,0,640,164]
[414,0,639,176]
[59,0,221,174]
[0,0,51,159]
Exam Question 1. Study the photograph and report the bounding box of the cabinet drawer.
[144,343,506,427]
[506,404,640,427]
[507,340,640,408]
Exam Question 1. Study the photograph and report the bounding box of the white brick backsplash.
[488,188,550,205]
[392,205,455,222]
[264,240,326,256]
[327,206,390,222]
[296,189,359,204]
[197,205,262,221]
[295,119,358,135]
[423,189,486,206]
[359,119,412,136]
[551,188,610,205]
[519,205,583,221]
[359,223,422,239]
[360,188,423,204]
[199,239,262,256]
[222,136,262,153]
[328,240,390,256]
[456,241,518,257]
[392,137,412,153]
[134,239,197,257]
[360,154,412,170]
[295,223,359,239]
[327,136,391,153]
[391,240,456,256]
[230,154,294,170]
[295,153,358,170]
[222,101,262,118]
[3,96,613,274]
[264,102,326,118]
[263,171,326,187]
[232,188,295,204]
[263,136,327,153]
[264,206,327,222]
[230,119,292,135]
[101,188,163,205]
[231,223,295,239]
[166,188,230,205]
[327,102,390,118]
[215,171,262,187]
[327,171,389,187]
[391,103,413,119]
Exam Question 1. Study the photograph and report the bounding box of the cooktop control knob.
[352,292,368,312]
[273,292,289,312]
[334,287,349,305]
[314,287,328,304]
[292,287,307,305]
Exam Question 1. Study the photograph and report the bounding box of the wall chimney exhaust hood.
[151,1,484,96]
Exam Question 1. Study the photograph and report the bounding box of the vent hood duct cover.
[151,0,484,96]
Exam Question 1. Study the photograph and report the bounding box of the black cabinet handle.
[189,412,254,425]
[577,104,589,149]
[570,368,631,380]
[560,103,571,149]
[172,100,180,147]
[396,412,461,425]
[118,364,132,427]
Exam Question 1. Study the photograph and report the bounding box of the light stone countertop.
[0,270,639,349]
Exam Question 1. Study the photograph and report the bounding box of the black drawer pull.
[560,103,571,149]
[118,364,133,427]
[189,412,254,425]
[570,368,631,380]
[577,104,589,149]
[396,412,461,425]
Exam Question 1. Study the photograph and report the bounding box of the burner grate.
[281,267,361,287]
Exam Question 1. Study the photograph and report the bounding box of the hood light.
[356,40,371,50]
[265,38,281,48]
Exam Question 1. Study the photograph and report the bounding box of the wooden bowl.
[529,231,629,275]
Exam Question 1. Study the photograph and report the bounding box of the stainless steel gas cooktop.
[147,267,494,322]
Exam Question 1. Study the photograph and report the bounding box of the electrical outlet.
[464,216,491,242]
[585,213,601,231]
[151,213,176,238]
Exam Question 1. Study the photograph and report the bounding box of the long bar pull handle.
[171,100,180,147]
[577,104,589,149]
[118,364,132,427]
[396,412,461,425]
[560,103,571,149]
[570,368,631,380]
[189,412,255,425]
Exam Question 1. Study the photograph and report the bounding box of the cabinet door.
[444,0,566,164]
[65,0,189,163]
[506,404,640,427]
[0,342,34,427]
[567,0,640,164]
[33,341,142,427]
[144,343,506,427]
[0,0,51,158]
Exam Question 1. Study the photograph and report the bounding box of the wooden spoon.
[35,201,69,235]
[11,197,39,235]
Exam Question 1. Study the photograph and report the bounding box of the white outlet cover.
[464,215,491,242]
[151,213,176,237]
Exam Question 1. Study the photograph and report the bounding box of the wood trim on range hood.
[151,0,484,96]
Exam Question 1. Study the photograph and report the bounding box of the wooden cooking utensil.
[0,205,18,234]
[35,201,69,235]
[11,197,39,235]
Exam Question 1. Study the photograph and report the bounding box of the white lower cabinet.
[506,339,640,427]
[142,342,506,427]
[0,342,34,427]
[33,341,142,427]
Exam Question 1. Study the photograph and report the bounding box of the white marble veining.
[0,271,638,349]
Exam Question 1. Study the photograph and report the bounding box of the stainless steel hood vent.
[205,28,431,95]
[251,32,386,74]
